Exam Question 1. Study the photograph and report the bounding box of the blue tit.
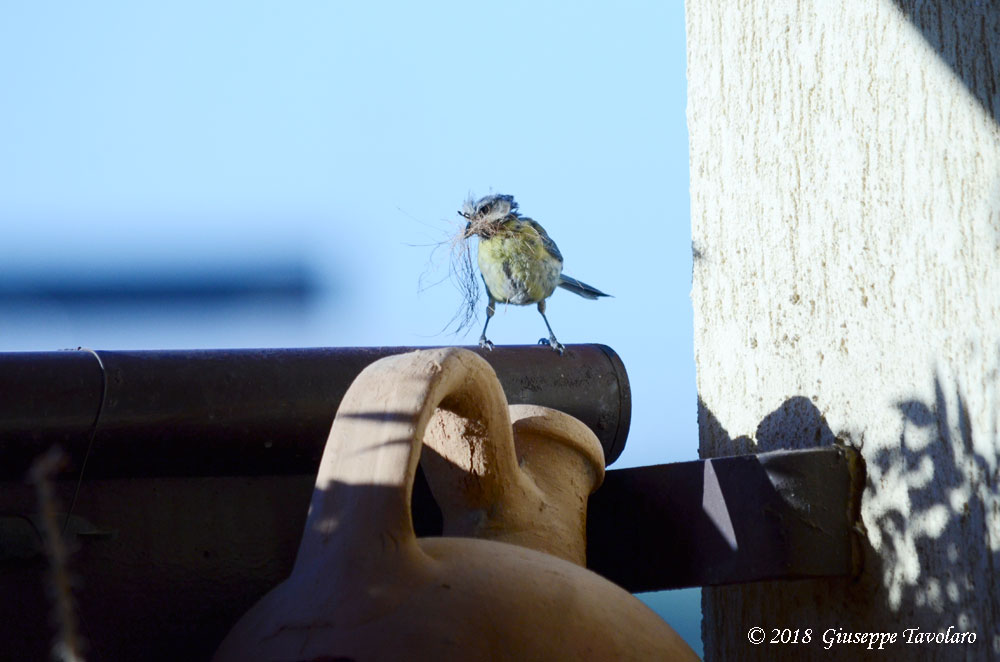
[460,193,609,354]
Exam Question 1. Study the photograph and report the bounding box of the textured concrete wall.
[687,1,999,659]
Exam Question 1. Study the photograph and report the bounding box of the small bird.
[460,193,609,354]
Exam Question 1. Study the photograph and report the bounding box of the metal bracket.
[585,445,865,591]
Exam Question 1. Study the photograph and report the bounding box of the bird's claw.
[479,337,495,352]
[538,337,565,355]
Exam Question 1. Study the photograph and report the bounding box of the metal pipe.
[0,345,630,479]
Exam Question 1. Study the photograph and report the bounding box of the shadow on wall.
[867,374,999,637]
[700,378,999,655]
[698,395,839,458]
[893,0,999,126]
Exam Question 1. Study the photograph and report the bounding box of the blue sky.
[1,2,699,652]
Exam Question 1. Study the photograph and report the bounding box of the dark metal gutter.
[0,344,631,479]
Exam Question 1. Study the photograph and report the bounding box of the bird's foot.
[538,337,565,355]
[479,336,495,351]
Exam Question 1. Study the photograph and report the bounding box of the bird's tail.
[557,275,610,300]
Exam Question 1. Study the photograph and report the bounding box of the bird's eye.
[478,204,491,216]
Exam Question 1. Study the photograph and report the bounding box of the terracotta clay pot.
[214,348,698,661]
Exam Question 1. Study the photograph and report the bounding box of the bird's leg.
[536,300,564,355]
[479,296,496,351]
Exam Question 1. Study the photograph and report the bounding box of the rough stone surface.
[687,1,1000,659]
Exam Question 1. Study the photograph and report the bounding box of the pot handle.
[292,348,523,573]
